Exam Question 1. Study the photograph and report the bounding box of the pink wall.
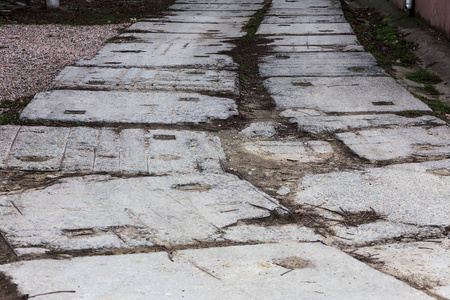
[389,0,450,39]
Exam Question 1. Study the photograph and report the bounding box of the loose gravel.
[0,24,128,102]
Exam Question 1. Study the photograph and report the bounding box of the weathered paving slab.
[174,0,264,3]
[50,66,239,95]
[170,3,262,11]
[257,23,354,35]
[125,22,245,38]
[0,126,226,173]
[332,221,443,246]
[0,174,282,251]
[262,15,346,24]
[270,0,341,9]
[293,114,444,134]
[0,243,434,299]
[355,241,450,299]
[21,90,237,124]
[264,76,431,112]
[94,41,235,58]
[260,52,386,77]
[76,51,236,70]
[244,140,334,163]
[296,160,450,226]
[222,225,323,243]
[266,8,344,16]
[336,126,450,161]
[267,35,364,52]
[142,15,250,25]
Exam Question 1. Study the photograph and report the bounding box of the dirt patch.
[2,0,174,25]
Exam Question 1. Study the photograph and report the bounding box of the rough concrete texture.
[170,3,262,11]
[355,241,450,299]
[260,52,386,77]
[270,0,341,9]
[262,15,346,24]
[264,76,431,112]
[296,160,450,226]
[0,243,434,299]
[0,126,226,173]
[21,90,237,124]
[50,66,239,95]
[332,221,443,246]
[267,8,344,16]
[244,140,334,163]
[222,225,323,243]
[240,122,278,138]
[336,125,450,161]
[293,114,444,134]
[266,35,364,52]
[257,23,354,35]
[0,174,282,251]
[125,22,245,38]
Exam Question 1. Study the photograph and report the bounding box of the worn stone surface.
[125,22,245,38]
[355,241,450,299]
[332,222,443,246]
[51,66,239,95]
[0,174,282,251]
[244,140,334,163]
[260,52,386,77]
[0,243,434,299]
[21,90,237,124]
[222,225,322,243]
[296,160,450,226]
[240,122,278,138]
[0,126,226,173]
[170,3,262,11]
[265,76,430,112]
[336,126,450,161]
[266,8,344,16]
[293,114,444,134]
[262,15,346,24]
[270,0,341,9]
[266,35,364,52]
[258,23,353,35]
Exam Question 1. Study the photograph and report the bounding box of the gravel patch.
[0,24,129,102]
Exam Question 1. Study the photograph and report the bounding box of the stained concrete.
[257,23,354,35]
[292,114,444,134]
[336,125,450,161]
[262,15,346,24]
[0,174,282,251]
[355,241,450,299]
[51,66,239,95]
[0,126,226,173]
[0,243,434,299]
[21,90,237,124]
[264,76,430,112]
[260,52,385,77]
[296,160,450,226]
[244,140,334,163]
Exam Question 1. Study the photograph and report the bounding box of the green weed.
[407,71,442,84]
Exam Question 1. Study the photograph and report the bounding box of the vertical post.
[46,0,59,9]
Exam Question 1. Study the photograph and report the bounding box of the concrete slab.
[260,52,385,77]
[293,114,444,134]
[174,0,264,3]
[76,51,236,70]
[125,22,245,38]
[262,15,346,24]
[296,160,450,226]
[170,3,262,11]
[223,225,323,243]
[270,0,341,9]
[257,23,354,35]
[142,15,250,25]
[21,90,237,124]
[244,140,334,162]
[264,76,431,112]
[267,35,364,52]
[332,221,443,246]
[355,241,450,299]
[0,126,226,174]
[95,41,235,58]
[0,174,282,251]
[51,67,239,95]
[336,126,450,161]
[266,8,344,16]
[0,243,433,299]
[240,122,278,138]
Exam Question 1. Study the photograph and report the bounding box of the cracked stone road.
[1,0,449,299]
